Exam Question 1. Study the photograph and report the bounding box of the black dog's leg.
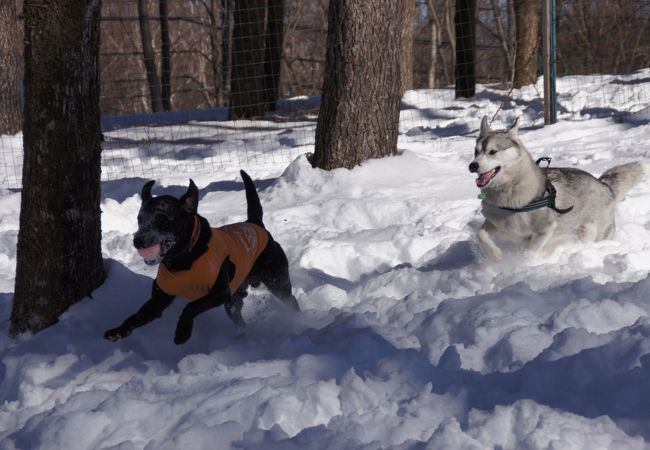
[174,258,233,344]
[260,241,300,311]
[104,282,175,341]
[174,293,225,344]
[225,286,247,328]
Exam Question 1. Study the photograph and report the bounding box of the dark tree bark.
[11,0,104,337]
[221,0,234,106]
[455,0,477,98]
[311,0,404,170]
[400,0,416,93]
[137,0,163,112]
[229,0,267,119]
[159,0,172,111]
[0,0,22,134]
[513,0,540,88]
[263,0,285,112]
[200,0,223,106]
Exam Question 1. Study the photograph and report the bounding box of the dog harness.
[156,222,269,301]
[498,179,574,214]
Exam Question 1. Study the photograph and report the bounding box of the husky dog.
[469,116,645,261]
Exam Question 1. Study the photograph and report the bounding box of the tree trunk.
[311,0,404,170]
[264,0,285,112]
[203,0,223,106]
[513,0,540,88]
[427,0,441,88]
[400,0,415,93]
[221,0,234,106]
[11,0,104,337]
[229,0,266,119]
[0,0,22,134]
[455,0,477,98]
[443,0,456,85]
[489,0,514,83]
[137,0,163,112]
[159,0,172,111]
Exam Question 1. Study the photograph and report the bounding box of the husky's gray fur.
[469,116,645,261]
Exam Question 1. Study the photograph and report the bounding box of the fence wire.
[1,0,650,191]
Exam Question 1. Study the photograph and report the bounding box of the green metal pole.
[550,0,557,123]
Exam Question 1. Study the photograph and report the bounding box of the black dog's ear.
[180,179,199,213]
[141,180,155,202]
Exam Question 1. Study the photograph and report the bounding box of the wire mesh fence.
[1,0,650,191]
[404,0,650,130]
[99,0,324,187]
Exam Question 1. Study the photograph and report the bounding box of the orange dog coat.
[156,222,269,301]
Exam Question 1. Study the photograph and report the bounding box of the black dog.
[104,170,300,345]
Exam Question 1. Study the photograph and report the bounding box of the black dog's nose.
[133,235,145,249]
[469,162,479,173]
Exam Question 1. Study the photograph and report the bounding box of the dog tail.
[241,170,264,227]
[599,162,646,202]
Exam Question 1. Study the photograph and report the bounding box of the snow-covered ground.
[1,72,650,449]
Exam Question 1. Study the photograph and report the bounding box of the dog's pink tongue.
[137,244,160,261]
[476,171,493,187]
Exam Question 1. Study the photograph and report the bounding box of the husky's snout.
[469,157,501,188]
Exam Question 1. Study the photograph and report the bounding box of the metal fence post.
[543,0,557,124]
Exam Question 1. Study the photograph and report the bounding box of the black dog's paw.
[104,326,132,342]
[174,319,193,345]
[283,295,301,312]
[233,322,246,338]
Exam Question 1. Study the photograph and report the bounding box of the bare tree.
[222,0,234,105]
[11,0,104,336]
[136,0,171,112]
[159,0,172,110]
[455,0,477,98]
[198,0,224,106]
[229,0,266,119]
[264,0,285,111]
[513,0,540,88]
[486,0,515,83]
[556,0,650,76]
[311,0,404,170]
[426,0,441,88]
[137,0,163,112]
[400,0,416,93]
[429,0,456,87]
[443,0,456,85]
[98,0,333,116]
[0,0,21,134]
[424,0,458,88]
[281,0,328,101]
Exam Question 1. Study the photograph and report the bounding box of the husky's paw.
[486,247,503,262]
[525,242,549,257]
[477,228,503,262]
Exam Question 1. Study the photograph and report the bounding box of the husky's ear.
[180,179,199,213]
[479,116,491,138]
[506,117,520,136]
[141,180,155,202]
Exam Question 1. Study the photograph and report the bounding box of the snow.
[2,72,650,449]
